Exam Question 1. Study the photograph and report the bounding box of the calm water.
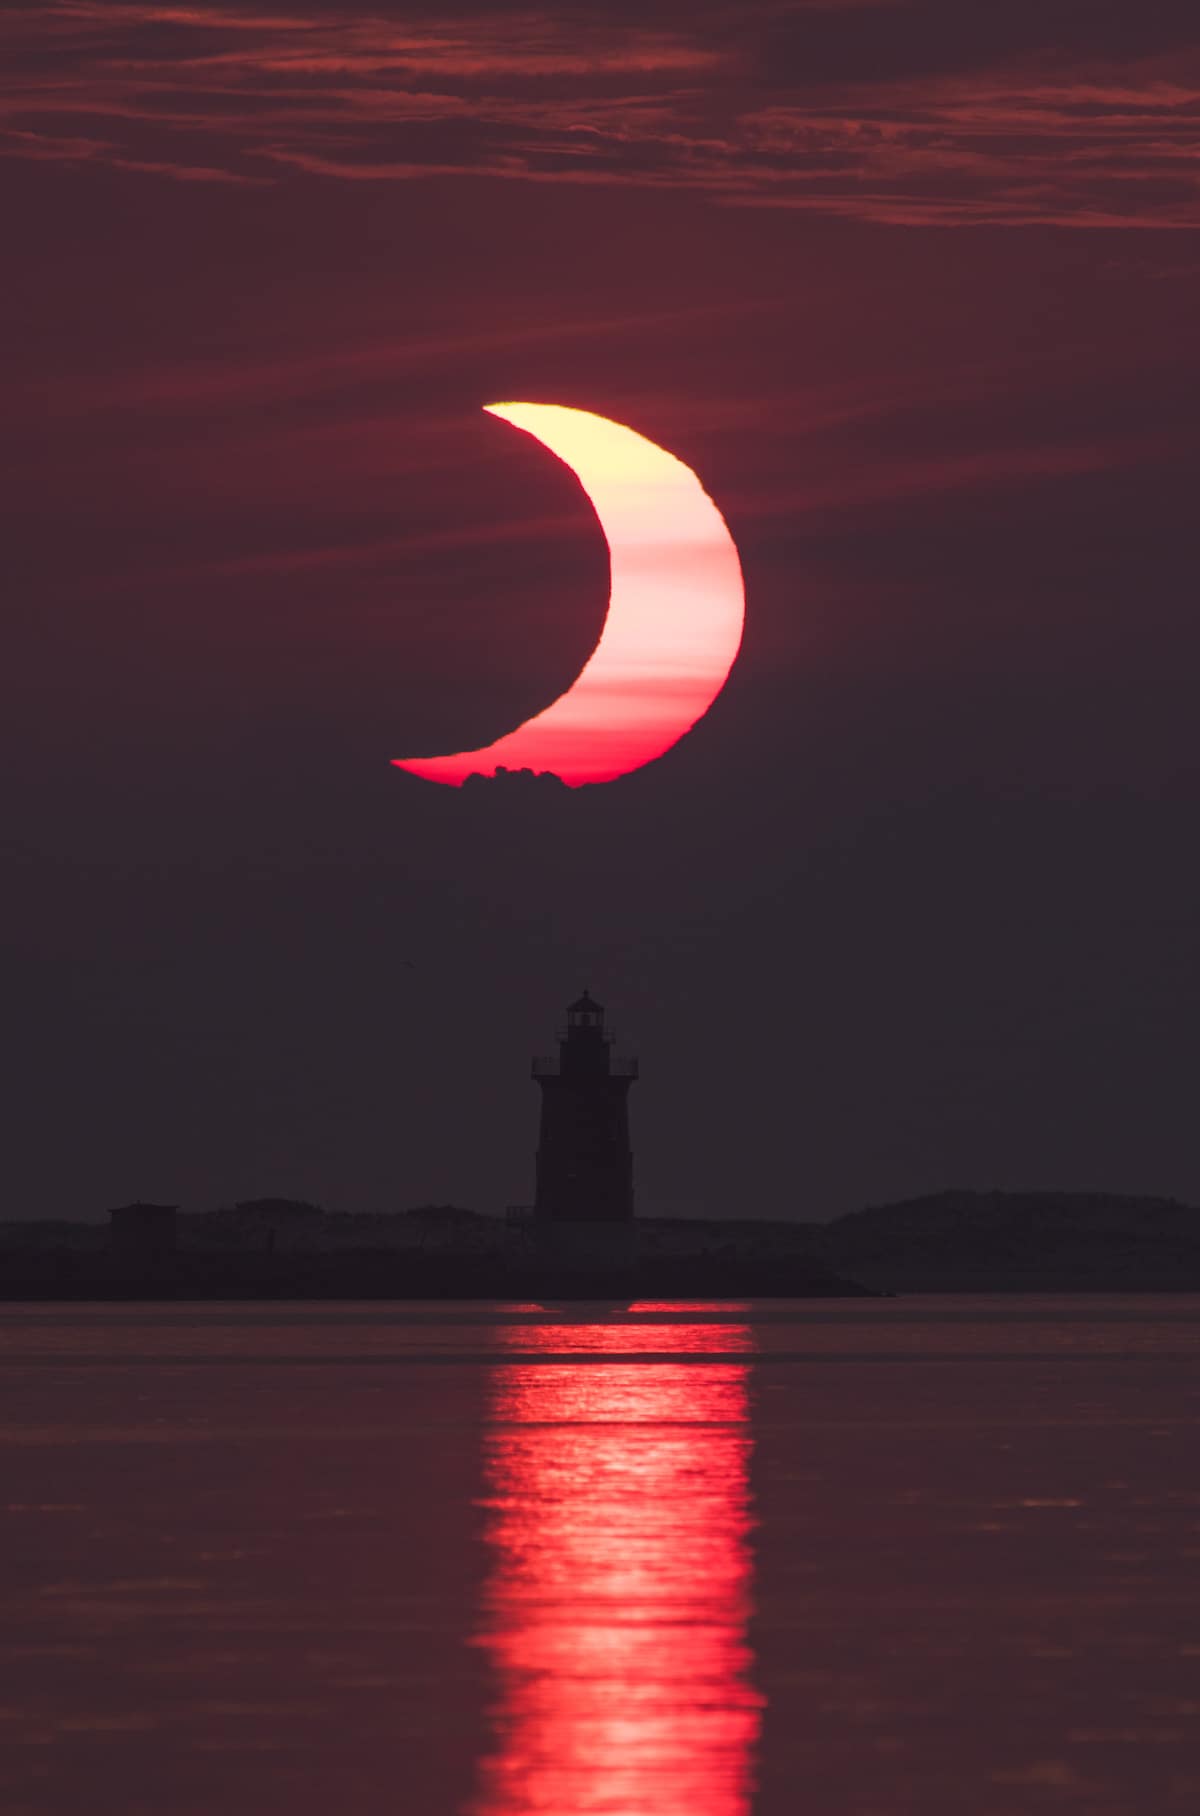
[1,1297,1198,1814]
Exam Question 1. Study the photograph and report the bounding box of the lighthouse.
[531,991,638,1224]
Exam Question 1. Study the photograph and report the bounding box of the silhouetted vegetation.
[1,1189,1197,1299]
[812,1190,1200,1292]
[461,767,570,791]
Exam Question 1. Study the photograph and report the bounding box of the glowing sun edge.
[393,402,746,787]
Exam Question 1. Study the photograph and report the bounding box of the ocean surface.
[1,1296,1197,1815]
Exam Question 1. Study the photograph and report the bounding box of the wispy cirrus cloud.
[1,1,1198,224]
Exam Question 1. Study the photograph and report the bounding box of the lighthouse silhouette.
[531,991,638,1224]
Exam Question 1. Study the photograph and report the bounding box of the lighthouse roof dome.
[567,989,603,1015]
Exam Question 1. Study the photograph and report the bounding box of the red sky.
[3,1,1200,1219]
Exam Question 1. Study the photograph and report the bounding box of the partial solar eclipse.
[394,403,745,786]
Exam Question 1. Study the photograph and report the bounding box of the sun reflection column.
[471,1309,761,1816]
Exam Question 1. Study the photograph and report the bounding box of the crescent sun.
[393,403,746,787]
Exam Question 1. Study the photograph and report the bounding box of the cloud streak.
[1,2,1197,224]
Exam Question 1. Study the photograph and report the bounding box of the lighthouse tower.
[532,991,638,1224]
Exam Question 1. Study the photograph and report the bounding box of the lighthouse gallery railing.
[531,1056,639,1078]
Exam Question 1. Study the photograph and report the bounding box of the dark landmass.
[810,1190,1200,1293]
[2,1191,1198,1300]
[0,1243,865,1303]
[0,1199,866,1300]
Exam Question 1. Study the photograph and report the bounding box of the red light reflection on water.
[472,1314,760,1816]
